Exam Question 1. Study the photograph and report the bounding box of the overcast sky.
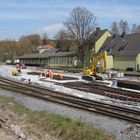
[0,0,140,40]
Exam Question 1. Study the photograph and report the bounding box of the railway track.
[63,82,140,102]
[117,79,140,90]
[0,76,140,124]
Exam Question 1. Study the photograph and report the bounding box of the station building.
[18,45,77,68]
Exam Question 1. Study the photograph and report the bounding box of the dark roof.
[53,51,77,57]
[98,33,140,56]
[87,28,108,43]
[17,49,77,59]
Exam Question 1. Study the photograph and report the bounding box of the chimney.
[95,27,100,35]
[121,32,125,38]
[113,34,116,38]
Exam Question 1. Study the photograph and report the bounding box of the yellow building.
[85,27,111,67]
[88,27,111,53]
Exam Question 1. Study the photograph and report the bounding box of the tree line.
[0,34,55,61]
[110,20,140,35]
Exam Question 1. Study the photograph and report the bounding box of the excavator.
[82,51,107,81]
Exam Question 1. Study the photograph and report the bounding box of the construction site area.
[1,1,140,139]
[0,56,140,139]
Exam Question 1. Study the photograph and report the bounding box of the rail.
[0,76,139,124]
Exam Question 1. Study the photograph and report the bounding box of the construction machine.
[82,51,107,81]
[12,69,20,76]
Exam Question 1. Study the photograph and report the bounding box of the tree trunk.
[77,46,85,68]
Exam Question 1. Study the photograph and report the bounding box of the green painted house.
[98,33,140,71]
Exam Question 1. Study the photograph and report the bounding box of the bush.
[126,67,134,71]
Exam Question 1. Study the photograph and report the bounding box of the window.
[69,58,72,64]
[70,58,72,64]
[118,43,127,51]
[59,58,61,64]
[137,64,140,71]
[61,58,63,64]
[63,57,66,64]
[118,46,125,51]
[68,58,70,64]
[107,48,112,53]
[53,58,55,64]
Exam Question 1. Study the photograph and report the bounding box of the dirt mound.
[0,104,57,140]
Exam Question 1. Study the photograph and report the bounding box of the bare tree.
[130,24,140,33]
[119,20,130,34]
[131,24,137,33]
[111,21,140,34]
[55,29,76,51]
[22,34,42,53]
[0,40,18,61]
[42,33,49,45]
[135,25,140,33]
[18,37,32,54]
[110,21,119,35]
[64,7,97,67]
[132,24,140,33]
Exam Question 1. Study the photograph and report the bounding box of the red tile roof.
[38,44,54,49]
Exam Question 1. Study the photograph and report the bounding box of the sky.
[0,0,140,40]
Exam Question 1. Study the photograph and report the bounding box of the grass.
[0,96,115,140]
[124,71,140,76]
